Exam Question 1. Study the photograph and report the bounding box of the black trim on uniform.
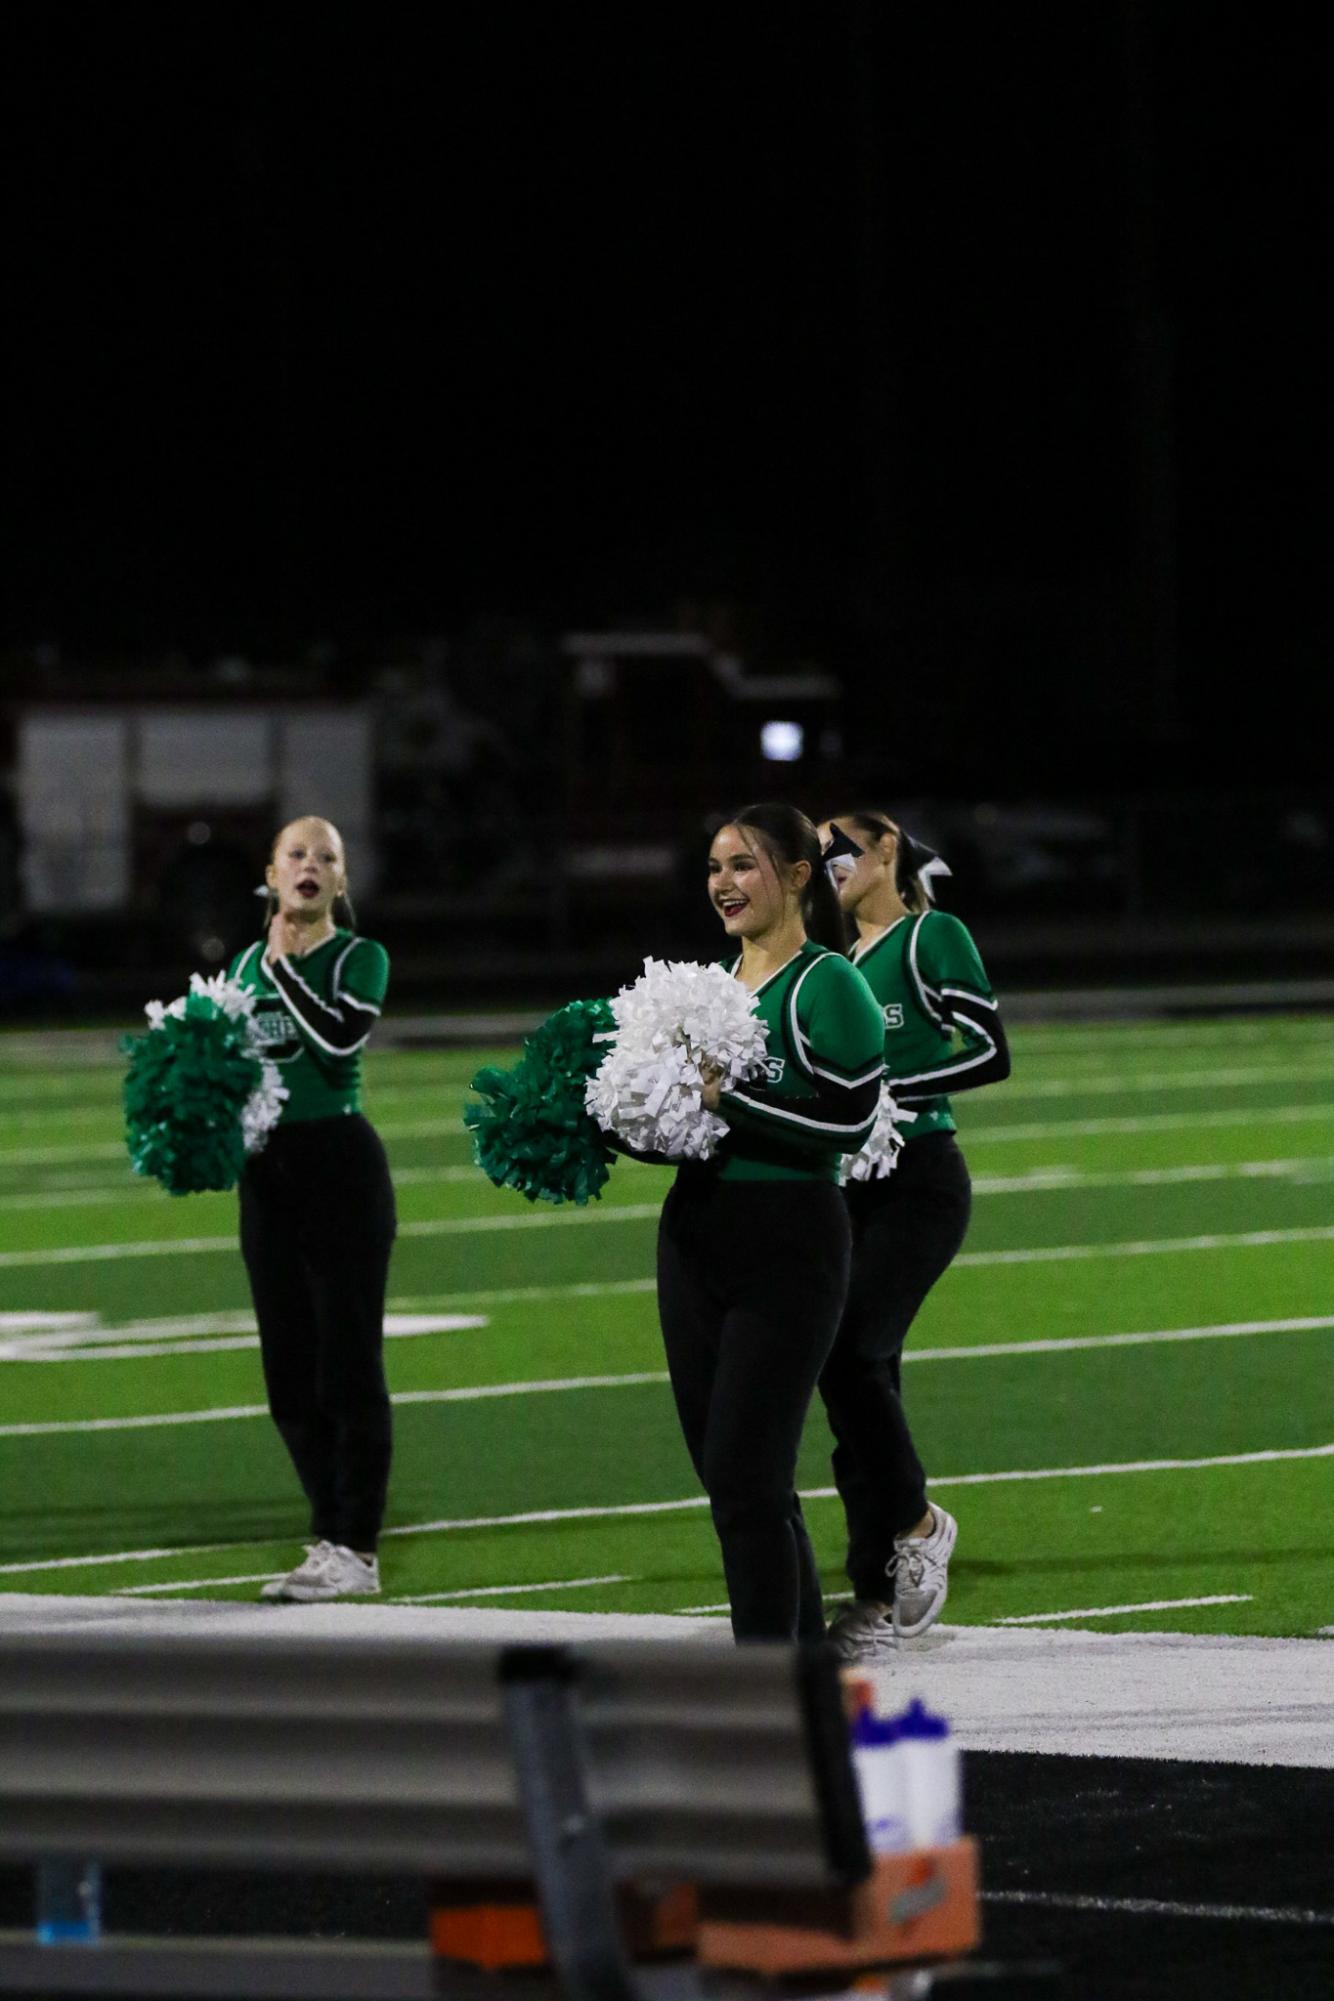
[266,953,379,1055]
[894,990,1011,1101]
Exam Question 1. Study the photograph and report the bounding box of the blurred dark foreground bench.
[0,1630,978,2000]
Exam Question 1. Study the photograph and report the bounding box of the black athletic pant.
[818,1133,972,1599]
[239,1114,397,1552]
[657,1171,852,1643]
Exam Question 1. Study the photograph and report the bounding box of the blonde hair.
[262,818,357,933]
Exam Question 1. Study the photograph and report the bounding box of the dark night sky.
[4,5,1328,780]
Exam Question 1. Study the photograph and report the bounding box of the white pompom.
[586,957,769,1160]
[187,969,258,1021]
[241,1055,288,1155]
[143,971,257,1030]
[839,1083,917,1183]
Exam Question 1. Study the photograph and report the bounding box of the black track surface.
[2,1753,1330,1999]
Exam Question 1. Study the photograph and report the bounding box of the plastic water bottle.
[896,1697,961,1848]
[850,1710,911,1853]
[35,1859,102,1944]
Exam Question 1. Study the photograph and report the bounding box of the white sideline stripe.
[6,1096,1334,1171]
[7,1215,1334,1273]
[397,1574,631,1604]
[995,1594,1252,1625]
[0,1373,671,1438]
[7,1316,1329,1425]
[2,1444,1330,1578]
[981,1889,1334,1927]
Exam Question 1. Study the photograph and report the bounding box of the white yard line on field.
[119,1572,282,1595]
[0,1205,665,1266]
[907,1314,1334,1361]
[952,1225,1334,1267]
[0,1372,672,1436]
[994,1594,1252,1625]
[396,1575,631,1604]
[6,1215,1334,1272]
[13,1054,1334,1124]
[979,1061,1334,1098]
[118,1570,632,1602]
[0,1165,492,1208]
[11,1153,1334,1212]
[6,1097,1334,1172]
[0,1312,488,1363]
[378,1445,1334,1541]
[2,1443,1330,1580]
[970,1156,1334,1193]
[965,1102,1334,1144]
[5,1313,1329,1404]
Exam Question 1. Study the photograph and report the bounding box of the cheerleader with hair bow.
[816,810,1011,1656]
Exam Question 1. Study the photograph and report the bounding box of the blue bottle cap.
[851,1711,900,1749]
[895,1697,949,1740]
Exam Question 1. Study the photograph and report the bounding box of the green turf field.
[2,1012,1331,1635]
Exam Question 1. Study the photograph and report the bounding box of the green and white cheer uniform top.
[850,910,1009,1142]
[228,929,389,1124]
[713,941,885,1183]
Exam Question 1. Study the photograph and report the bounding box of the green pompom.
[122,987,265,1196]
[464,996,616,1205]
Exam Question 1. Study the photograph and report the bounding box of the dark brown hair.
[722,801,848,952]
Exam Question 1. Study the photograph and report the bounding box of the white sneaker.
[891,1505,957,1639]
[260,1541,381,1603]
[827,1599,897,1664]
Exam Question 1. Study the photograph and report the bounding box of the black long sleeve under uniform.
[229,931,396,1552]
[817,909,1010,1599]
[653,943,885,1641]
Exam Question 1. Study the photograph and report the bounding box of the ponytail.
[726,801,849,953]
[802,863,850,953]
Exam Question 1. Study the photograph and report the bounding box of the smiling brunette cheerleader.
[816,811,1011,1657]
[227,816,396,1602]
[656,802,884,1642]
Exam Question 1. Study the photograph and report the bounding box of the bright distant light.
[761,720,804,762]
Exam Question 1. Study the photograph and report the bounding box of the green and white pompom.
[839,1082,916,1183]
[585,957,769,1160]
[122,972,288,1196]
[464,996,617,1206]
